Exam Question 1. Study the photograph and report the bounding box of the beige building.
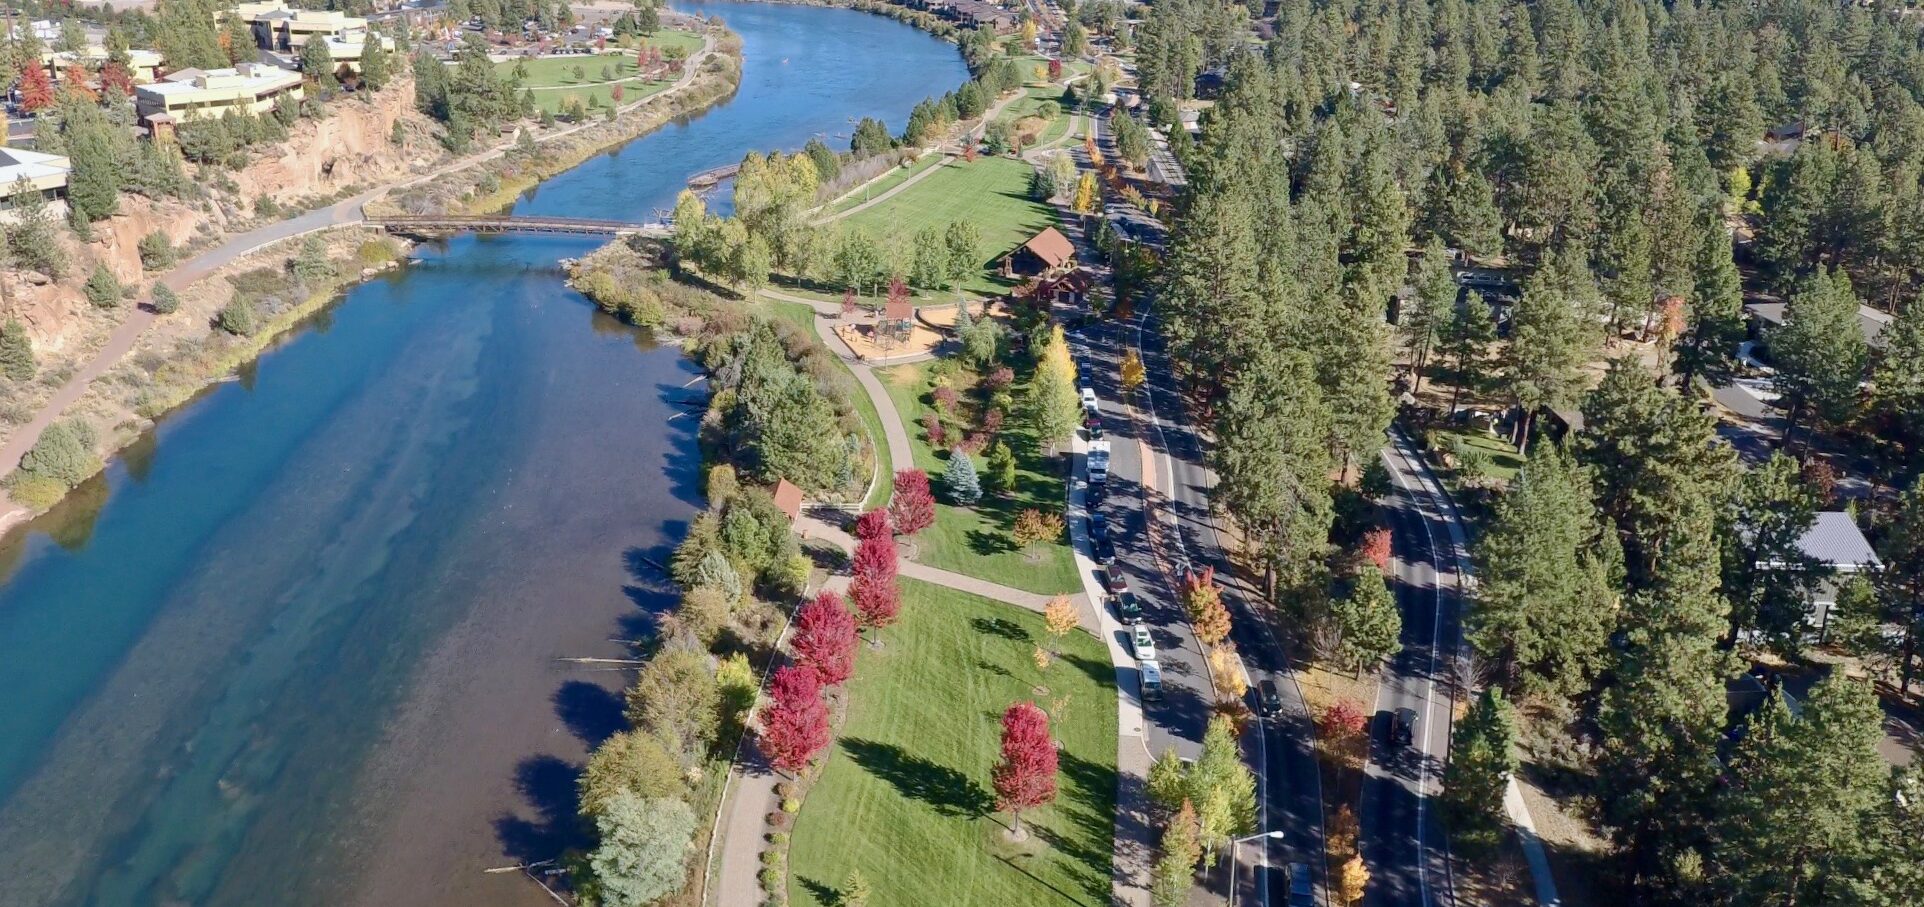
[0,148,72,221]
[231,0,370,51]
[134,62,305,123]
[41,46,166,83]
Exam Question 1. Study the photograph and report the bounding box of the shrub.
[150,284,181,315]
[0,319,36,382]
[8,472,69,510]
[84,265,122,309]
[138,231,176,270]
[767,831,788,846]
[19,420,98,488]
[759,848,783,869]
[765,810,792,831]
[292,235,333,285]
[780,797,800,814]
[759,866,782,892]
[217,298,258,336]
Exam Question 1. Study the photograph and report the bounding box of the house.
[231,0,371,52]
[134,63,305,126]
[1755,511,1880,636]
[771,479,805,523]
[1743,301,1893,351]
[0,148,72,221]
[1037,268,1094,307]
[920,0,1019,32]
[999,226,1077,278]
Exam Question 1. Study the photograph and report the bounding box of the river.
[0,6,965,905]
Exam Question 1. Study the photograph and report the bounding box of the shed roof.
[771,479,805,521]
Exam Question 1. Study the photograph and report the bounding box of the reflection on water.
[0,3,965,906]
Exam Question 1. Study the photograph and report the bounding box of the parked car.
[1287,863,1314,907]
[1094,536,1117,567]
[1139,659,1163,701]
[1257,679,1283,717]
[1089,511,1110,544]
[1389,707,1418,748]
[1104,567,1128,595]
[1111,589,1140,620]
[1131,622,1156,661]
[1083,413,1104,439]
[1080,386,1099,413]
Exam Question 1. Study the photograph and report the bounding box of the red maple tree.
[1358,527,1392,575]
[841,287,858,318]
[760,664,830,774]
[99,62,135,97]
[63,64,97,101]
[850,532,900,633]
[792,590,858,685]
[1047,58,1063,80]
[610,83,624,103]
[991,701,1058,837]
[854,508,891,541]
[18,61,55,112]
[889,469,935,536]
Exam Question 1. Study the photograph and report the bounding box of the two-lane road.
[1360,431,1471,907]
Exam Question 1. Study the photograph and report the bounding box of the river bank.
[0,23,743,533]
[0,5,967,906]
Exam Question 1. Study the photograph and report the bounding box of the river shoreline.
[0,25,744,539]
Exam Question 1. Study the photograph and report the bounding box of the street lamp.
[1228,830,1287,907]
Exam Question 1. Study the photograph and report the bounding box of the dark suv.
[1256,679,1283,717]
[1111,590,1141,621]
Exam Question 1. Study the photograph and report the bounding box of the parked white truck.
[1087,439,1111,485]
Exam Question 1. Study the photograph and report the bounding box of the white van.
[1139,660,1162,701]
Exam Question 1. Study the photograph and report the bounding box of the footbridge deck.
[367,215,669,238]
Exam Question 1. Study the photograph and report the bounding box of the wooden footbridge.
[366,214,669,239]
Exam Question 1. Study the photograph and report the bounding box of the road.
[1359,431,1470,907]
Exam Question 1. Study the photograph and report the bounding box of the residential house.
[771,479,805,523]
[1756,510,1880,636]
[134,62,305,126]
[1743,300,1893,353]
[999,226,1077,278]
[0,148,71,221]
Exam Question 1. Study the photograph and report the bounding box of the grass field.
[838,155,1059,299]
[996,86,1076,148]
[819,154,948,217]
[787,579,1117,907]
[879,362,1080,595]
[766,299,893,508]
[498,32,702,113]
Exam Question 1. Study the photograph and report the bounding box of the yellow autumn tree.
[1043,595,1078,654]
[1072,171,1100,214]
[1208,645,1246,701]
[1339,855,1370,904]
[1120,348,1146,395]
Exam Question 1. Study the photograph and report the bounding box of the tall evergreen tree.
[1441,687,1518,854]
[1771,266,1869,440]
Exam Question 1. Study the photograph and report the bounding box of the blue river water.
[0,6,964,905]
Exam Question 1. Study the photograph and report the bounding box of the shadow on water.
[493,755,588,865]
[552,680,626,748]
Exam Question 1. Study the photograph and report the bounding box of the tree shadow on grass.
[493,754,588,864]
[976,658,1014,678]
[968,527,1019,556]
[552,679,626,748]
[841,737,991,817]
[797,876,841,906]
[972,616,1033,643]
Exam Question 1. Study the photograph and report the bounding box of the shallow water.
[0,6,964,905]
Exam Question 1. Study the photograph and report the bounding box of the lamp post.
[1228,830,1287,907]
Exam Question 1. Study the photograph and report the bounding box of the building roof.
[1013,227,1076,269]
[883,296,914,322]
[140,63,302,99]
[0,148,73,189]
[1745,301,1893,348]
[771,479,805,521]
[1796,512,1879,569]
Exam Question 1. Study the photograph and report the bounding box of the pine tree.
[585,792,697,906]
[1504,244,1599,451]
[1210,346,1333,596]
[985,441,1017,495]
[0,319,36,384]
[1437,291,1496,413]
[84,265,122,309]
[1718,453,1827,654]
[1469,441,1617,696]
[1772,266,1869,439]
[1712,675,1889,904]
[1872,303,1924,472]
[1441,687,1517,855]
[1332,570,1401,673]
[944,449,981,505]
[1673,227,1745,388]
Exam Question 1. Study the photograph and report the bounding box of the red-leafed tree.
[62,64,96,102]
[1047,58,1063,80]
[792,590,858,685]
[841,287,858,318]
[991,701,1058,839]
[610,82,624,103]
[850,531,900,633]
[760,664,830,774]
[18,61,55,112]
[854,508,891,541]
[99,62,135,97]
[889,469,935,536]
[1358,527,1392,574]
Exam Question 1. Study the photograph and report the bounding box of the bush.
[217,298,258,336]
[292,235,333,285]
[759,866,782,893]
[780,797,800,813]
[759,848,783,869]
[150,284,181,315]
[765,810,793,831]
[0,319,36,383]
[767,831,789,846]
[19,420,98,488]
[84,265,122,309]
[9,472,69,510]
[138,231,176,270]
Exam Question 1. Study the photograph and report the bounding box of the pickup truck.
[1087,440,1111,485]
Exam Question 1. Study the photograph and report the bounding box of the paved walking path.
[809,154,952,225]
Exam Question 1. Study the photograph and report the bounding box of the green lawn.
[1431,426,1525,484]
[838,155,1060,299]
[819,153,948,217]
[498,32,701,113]
[766,300,892,509]
[879,362,1080,595]
[997,86,1075,148]
[788,579,1117,907]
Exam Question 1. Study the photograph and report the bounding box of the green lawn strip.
[766,299,892,509]
[838,155,1059,299]
[877,362,1080,596]
[995,86,1075,149]
[1429,426,1525,483]
[820,153,947,217]
[788,578,1117,907]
